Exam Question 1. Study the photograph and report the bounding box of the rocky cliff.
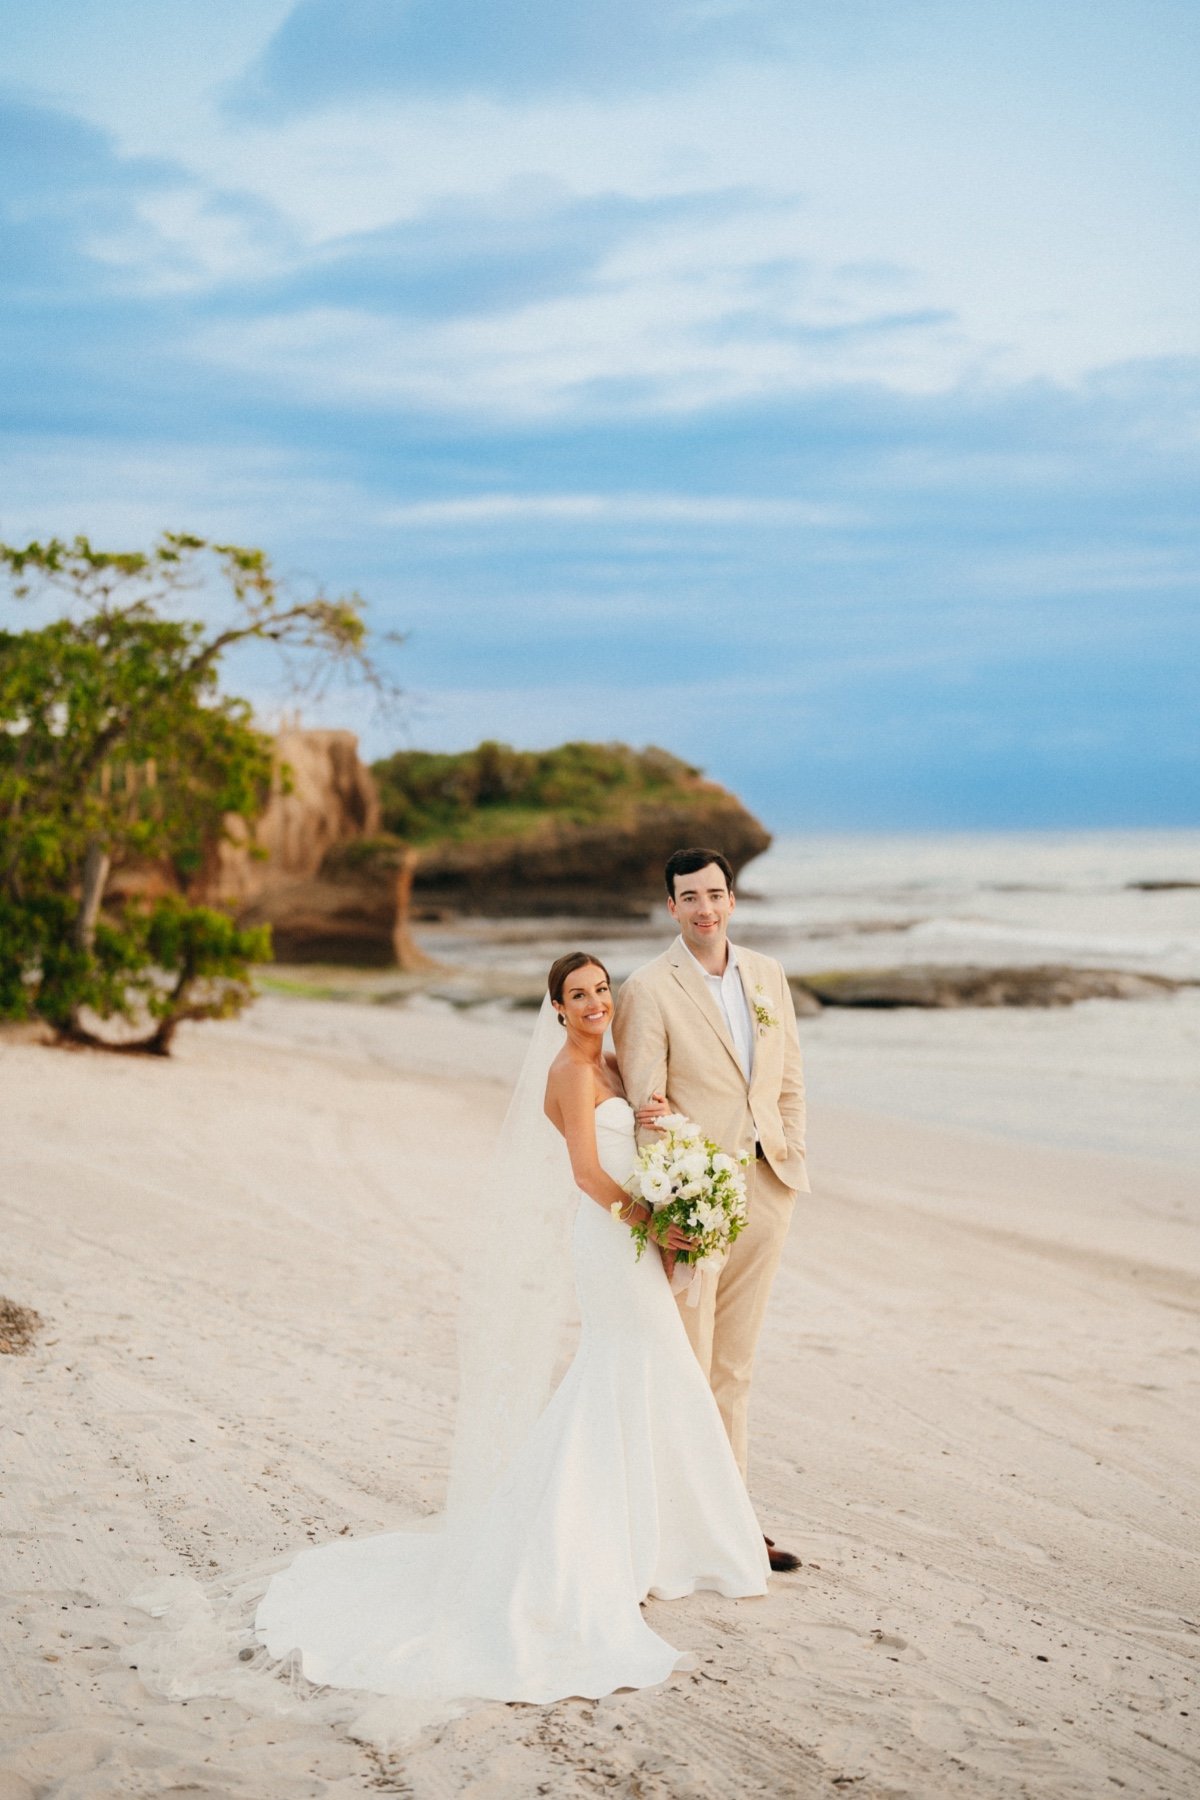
[409,786,771,917]
[207,728,380,907]
[201,730,435,966]
[236,837,433,968]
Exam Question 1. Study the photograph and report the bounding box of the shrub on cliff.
[0,533,390,1052]
[373,740,701,843]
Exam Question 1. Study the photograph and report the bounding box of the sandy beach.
[2,991,1198,1799]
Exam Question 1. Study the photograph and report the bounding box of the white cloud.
[380,493,856,528]
[117,188,295,291]
[86,50,1197,393]
[188,263,976,421]
[16,12,1192,417]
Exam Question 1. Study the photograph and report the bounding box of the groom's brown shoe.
[765,1535,801,1572]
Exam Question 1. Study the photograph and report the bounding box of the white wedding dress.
[255,1097,769,1705]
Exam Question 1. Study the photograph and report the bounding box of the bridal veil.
[446,994,577,1517]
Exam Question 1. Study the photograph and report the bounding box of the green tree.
[0,532,393,1052]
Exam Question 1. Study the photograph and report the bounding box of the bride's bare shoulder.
[544,1047,592,1122]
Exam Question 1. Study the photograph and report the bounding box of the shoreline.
[234,977,1200,1172]
[2,1000,1198,1798]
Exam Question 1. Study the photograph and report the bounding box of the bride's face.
[557,964,613,1039]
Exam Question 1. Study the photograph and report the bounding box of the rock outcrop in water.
[410,789,771,918]
[370,741,772,918]
[790,964,1191,1010]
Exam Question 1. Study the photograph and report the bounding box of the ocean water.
[422,828,1200,984]
[739,832,1200,1171]
[732,829,1200,982]
[414,830,1200,1170]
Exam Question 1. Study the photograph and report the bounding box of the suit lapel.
[741,943,780,1094]
[666,939,747,1084]
[736,947,768,1095]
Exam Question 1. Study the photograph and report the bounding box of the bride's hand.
[658,1236,696,1280]
[650,1216,697,1255]
[633,1091,670,1133]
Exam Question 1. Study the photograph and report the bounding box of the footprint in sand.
[991,1529,1049,1562]
[910,1698,968,1752]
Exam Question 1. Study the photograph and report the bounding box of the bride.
[253,951,770,1707]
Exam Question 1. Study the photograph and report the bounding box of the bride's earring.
[556,1009,566,1027]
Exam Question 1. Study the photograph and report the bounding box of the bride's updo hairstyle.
[547,951,611,1023]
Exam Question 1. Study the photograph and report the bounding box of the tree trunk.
[143,1012,183,1056]
[74,840,111,951]
[143,952,196,1055]
[391,847,437,972]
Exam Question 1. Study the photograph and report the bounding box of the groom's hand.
[634,1091,670,1132]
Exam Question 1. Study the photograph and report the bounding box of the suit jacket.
[612,937,810,1193]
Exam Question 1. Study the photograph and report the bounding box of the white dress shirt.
[682,939,755,1081]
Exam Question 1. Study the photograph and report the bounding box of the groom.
[613,846,809,1573]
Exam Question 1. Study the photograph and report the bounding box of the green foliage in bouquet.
[371,739,701,843]
[624,1114,750,1267]
[0,532,393,1053]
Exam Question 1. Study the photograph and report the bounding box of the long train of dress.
[254,1098,769,1704]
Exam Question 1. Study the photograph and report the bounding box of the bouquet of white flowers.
[621,1113,750,1301]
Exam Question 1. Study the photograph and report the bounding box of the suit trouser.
[676,1158,795,1483]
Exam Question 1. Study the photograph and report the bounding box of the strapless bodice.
[594,1095,633,1126]
[592,1095,636,1186]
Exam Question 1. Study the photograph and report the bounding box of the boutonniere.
[751,987,779,1034]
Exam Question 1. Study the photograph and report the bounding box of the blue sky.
[2,0,1197,828]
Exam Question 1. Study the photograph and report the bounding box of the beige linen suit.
[613,938,810,1479]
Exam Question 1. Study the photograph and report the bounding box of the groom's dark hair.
[664,847,734,899]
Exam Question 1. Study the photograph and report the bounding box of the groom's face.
[668,863,735,953]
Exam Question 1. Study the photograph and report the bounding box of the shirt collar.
[680,936,740,980]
